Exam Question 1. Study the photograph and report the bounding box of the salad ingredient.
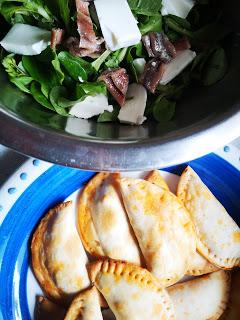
[127,0,162,16]
[76,0,103,57]
[141,59,165,94]
[69,93,113,119]
[132,58,146,77]
[161,0,195,19]
[94,0,141,51]
[98,68,129,106]
[142,32,176,62]
[0,23,51,56]
[0,0,231,124]
[2,54,33,93]
[160,49,196,85]
[118,83,147,125]
[50,28,64,49]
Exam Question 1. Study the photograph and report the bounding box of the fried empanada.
[31,201,90,304]
[177,166,240,269]
[145,170,169,190]
[119,178,196,286]
[220,270,240,320]
[168,270,230,320]
[78,173,141,264]
[186,250,219,276]
[88,259,175,320]
[64,287,103,320]
[35,296,66,320]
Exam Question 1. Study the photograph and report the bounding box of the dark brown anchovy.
[64,36,102,58]
[142,32,177,63]
[98,68,129,106]
[75,0,104,57]
[50,28,65,49]
[141,58,165,94]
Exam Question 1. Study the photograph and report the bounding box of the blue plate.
[0,152,239,320]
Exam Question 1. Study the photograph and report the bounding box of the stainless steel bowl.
[0,1,240,171]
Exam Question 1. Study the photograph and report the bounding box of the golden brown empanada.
[88,259,175,320]
[34,296,66,320]
[177,166,240,269]
[168,270,230,320]
[78,173,141,264]
[186,250,219,276]
[31,201,90,304]
[145,170,169,190]
[64,287,103,320]
[119,178,196,286]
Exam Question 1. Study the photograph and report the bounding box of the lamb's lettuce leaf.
[128,0,162,16]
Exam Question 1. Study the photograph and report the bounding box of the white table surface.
[0,139,240,188]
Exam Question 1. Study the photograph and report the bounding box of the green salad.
[0,0,230,125]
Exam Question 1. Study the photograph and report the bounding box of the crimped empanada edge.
[31,201,73,304]
[177,166,240,269]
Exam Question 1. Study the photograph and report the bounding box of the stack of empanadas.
[31,167,240,319]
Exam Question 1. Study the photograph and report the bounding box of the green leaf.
[56,0,70,30]
[52,57,64,84]
[164,16,193,38]
[30,81,55,110]
[139,14,162,34]
[105,48,128,68]
[98,105,120,123]
[91,50,111,72]
[2,53,33,93]
[202,48,228,86]
[192,22,231,44]
[49,86,69,115]
[153,97,176,122]
[58,51,95,82]
[0,0,55,27]
[128,0,162,16]
[10,76,32,93]
[22,55,60,97]
[76,82,107,99]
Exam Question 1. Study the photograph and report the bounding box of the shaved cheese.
[0,24,51,56]
[161,0,195,19]
[69,94,113,119]
[94,0,141,51]
[118,84,147,125]
[160,50,196,85]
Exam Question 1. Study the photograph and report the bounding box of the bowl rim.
[0,103,239,171]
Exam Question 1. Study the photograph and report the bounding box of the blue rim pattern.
[0,153,240,320]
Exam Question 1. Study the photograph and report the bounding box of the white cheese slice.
[118,83,147,125]
[133,58,146,77]
[94,0,141,51]
[0,24,51,56]
[69,94,113,119]
[161,0,195,19]
[160,49,196,85]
